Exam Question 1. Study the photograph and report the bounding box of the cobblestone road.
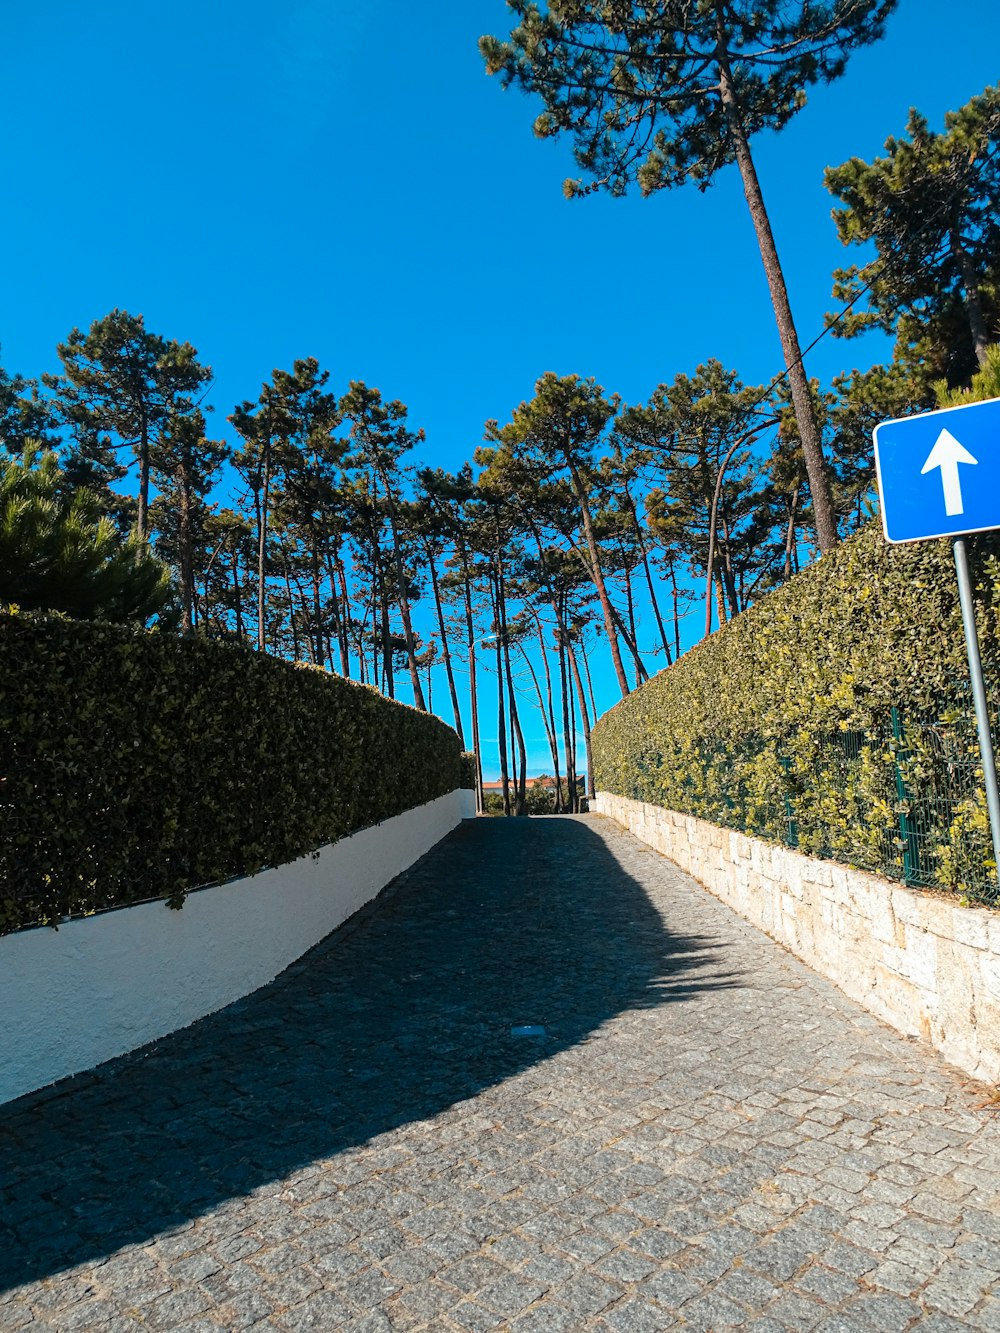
[2,815,999,1331]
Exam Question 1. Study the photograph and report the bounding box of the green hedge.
[593,524,1000,901]
[0,613,464,934]
[459,750,477,790]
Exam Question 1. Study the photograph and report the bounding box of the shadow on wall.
[0,817,740,1291]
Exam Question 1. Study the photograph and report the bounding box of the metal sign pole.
[952,536,1000,886]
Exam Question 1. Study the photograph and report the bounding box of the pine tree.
[230,380,286,651]
[827,363,920,531]
[268,359,344,667]
[0,443,172,623]
[593,443,672,665]
[47,310,212,539]
[149,411,229,635]
[481,1,895,552]
[486,372,632,696]
[935,342,1000,407]
[0,355,59,453]
[340,383,428,710]
[826,86,1000,392]
[412,472,470,743]
[199,508,256,641]
[618,361,774,631]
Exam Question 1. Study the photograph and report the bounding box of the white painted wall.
[1,789,476,1107]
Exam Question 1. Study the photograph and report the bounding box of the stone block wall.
[593,792,1000,1084]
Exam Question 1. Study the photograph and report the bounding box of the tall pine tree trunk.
[501,618,527,815]
[784,484,800,581]
[715,16,838,553]
[491,574,511,818]
[532,612,563,807]
[520,641,559,792]
[506,651,526,814]
[493,536,526,814]
[566,638,595,801]
[557,594,578,812]
[714,572,728,629]
[566,460,631,695]
[619,541,644,689]
[256,439,271,652]
[298,583,317,663]
[335,554,352,676]
[951,226,991,367]
[426,547,464,744]
[231,550,245,641]
[178,465,194,636]
[378,560,394,698]
[666,563,680,659]
[310,535,325,667]
[137,413,151,541]
[461,560,484,812]
[280,547,300,660]
[720,509,740,617]
[325,554,343,673]
[380,484,426,711]
[624,486,671,664]
[581,642,598,728]
[566,528,648,684]
[522,530,571,808]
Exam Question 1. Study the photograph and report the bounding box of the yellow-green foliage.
[593,523,1000,900]
[0,613,464,934]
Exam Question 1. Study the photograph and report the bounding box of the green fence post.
[778,755,798,848]
[891,706,920,886]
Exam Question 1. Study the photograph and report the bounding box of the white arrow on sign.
[920,428,978,516]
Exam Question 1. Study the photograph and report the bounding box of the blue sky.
[3,1,999,776]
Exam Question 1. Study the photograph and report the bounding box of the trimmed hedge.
[459,750,477,790]
[0,613,464,934]
[593,524,1000,900]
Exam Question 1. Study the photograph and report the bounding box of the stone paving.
[2,814,1000,1332]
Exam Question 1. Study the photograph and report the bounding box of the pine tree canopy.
[46,309,213,540]
[0,356,59,453]
[481,1,896,198]
[0,444,173,624]
[825,84,1000,388]
[482,2,895,554]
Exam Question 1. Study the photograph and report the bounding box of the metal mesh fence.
[782,705,996,902]
[661,694,1000,905]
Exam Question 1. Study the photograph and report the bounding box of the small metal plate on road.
[873,395,1000,544]
[510,1025,546,1037]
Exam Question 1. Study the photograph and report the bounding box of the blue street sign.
[873,395,1000,544]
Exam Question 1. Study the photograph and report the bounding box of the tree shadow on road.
[0,816,741,1290]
